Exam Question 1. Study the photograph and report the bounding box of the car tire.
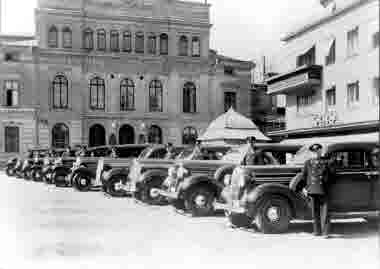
[5,167,12,177]
[53,171,69,187]
[24,170,32,181]
[32,169,42,182]
[254,195,292,234]
[106,175,128,197]
[140,176,168,205]
[73,173,92,192]
[184,186,216,217]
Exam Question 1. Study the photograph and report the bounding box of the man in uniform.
[299,143,334,238]
[242,136,266,165]
[164,143,176,160]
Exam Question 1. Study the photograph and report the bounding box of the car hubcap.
[267,206,280,222]
[150,188,160,198]
[195,194,207,208]
[80,178,87,186]
[114,181,123,191]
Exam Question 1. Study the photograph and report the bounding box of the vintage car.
[99,145,185,197]
[215,141,380,234]
[154,143,302,216]
[5,156,20,177]
[101,145,229,201]
[71,144,149,191]
[15,148,50,179]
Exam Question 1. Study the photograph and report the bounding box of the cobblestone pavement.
[0,173,378,269]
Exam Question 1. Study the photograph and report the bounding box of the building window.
[120,78,134,111]
[83,28,94,50]
[149,79,163,112]
[183,82,196,113]
[224,92,236,112]
[4,80,19,107]
[224,66,235,76]
[97,29,106,51]
[347,81,360,107]
[135,31,144,53]
[48,26,58,48]
[347,27,359,57]
[148,125,162,144]
[90,77,105,110]
[160,33,168,55]
[123,31,132,52]
[326,87,336,107]
[325,39,335,65]
[373,31,379,49]
[52,74,68,109]
[192,36,200,57]
[62,27,72,48]
[148,34,156,54]
[182,127,198,145]
[372,77,379,105]
[297,94,313,111]
[297,46,315,67]
[4,126,19,153]
[52,123,69,149]
[178,35,188,56]
[110,30,119,51]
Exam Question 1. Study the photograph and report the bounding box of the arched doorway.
[89,124,106,147]
[52,123,69,148]
[119,124,135,144]
[148,125,162,144]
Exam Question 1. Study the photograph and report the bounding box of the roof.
[199,108,270,141]
[282,0,372,41]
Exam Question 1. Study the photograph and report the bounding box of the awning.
[280,132,379,145]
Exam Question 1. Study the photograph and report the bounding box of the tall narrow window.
[224,92,236,112]
[160,33,168,55]
[52,123,69,149]
[148,34,156,54]
[4,80,19,107]
[373,31,380,49]
[325,39,335,65]
[135,31,144,53]
[182,127,198,145]
[97,29,106,51]
[149,79,163,112]
[110,30,119,51]
[48,26,58,48]
[83,28,94,50]
[123,31,132,52]
[347,81,359,107]
[5,126,19,153]
[62,27,72,48]
[373,77,379,105]
[52,74,69,109]
[297,94,313,112]
[192,36,200,57]
[326,87,336,107]
[120,78,135,111]
[148,125,162,144]
[178,35,188,56]
[347,27,359,57]
[297,46,315,67]
[90,77,105,110]
[183,82,196,113]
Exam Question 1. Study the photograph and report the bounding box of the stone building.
[267,0,379,143]
[0,0,254,156]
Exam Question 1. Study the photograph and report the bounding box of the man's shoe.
[313,232,322,236]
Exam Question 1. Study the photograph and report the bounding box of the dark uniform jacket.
[299,158,335,195]
[242,148,266,166]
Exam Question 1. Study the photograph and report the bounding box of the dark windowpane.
[160,34,168,55]
[62,27,72,48]
[83,28,94,50]
[5,126,19,153]
[52,123,69,149]
[148,34,156,54]
[123,31,132,52]
[182,127,198,145]
[52,75,68,109]
[148,125,162,144]
[192,36,200,57]
[224,92,236,112]
[183,82,196,113]
[179,35,188,56]
[120,79,135,111]
[135,32,144,53]
[149,79,163,112]
[48,26,58,48]
[97,29,106,51]
[297,46,315,67]
[110,30,119,51]
[90,77,105,110]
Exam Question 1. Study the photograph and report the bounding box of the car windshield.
[138,148,152,159]
[176,147,194,160]
[290,144,318,165]
[221,146,246,162]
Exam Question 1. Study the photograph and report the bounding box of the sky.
[1,0,327,61]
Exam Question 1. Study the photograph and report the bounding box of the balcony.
[266,65,322,95]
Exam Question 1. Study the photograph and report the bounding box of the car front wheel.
[185,186,215,217]
[53,171,69,187]
[107,176,128,197]
[5,167,14,177]
[254,195,292,234]
[140,176,168,205]
[73,173,92,192]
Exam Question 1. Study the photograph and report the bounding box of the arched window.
[159,33,168,55]
[5,126,19,153]
[148,34,156,54]
[89,124,106,147]
[149,79,163,112]
[52,74,68,109]
[83,28,94,50]
[135,31,144,53]
[97,29,106,51]
[48,26,58,48]
[192,36,200,57]
[178,35,188,56]
[119,124,135,145]
[123,31,132,52]
[110,30,119,51]
[120,78,135,111]
[4,80,19,107]
[90,77,105,110]
[182,127,198,145]
[183,82,196,113]
[62,27,72,48]
[52,123,69,149]
[148,125,162,144]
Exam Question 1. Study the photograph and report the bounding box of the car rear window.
[116,146,146,158]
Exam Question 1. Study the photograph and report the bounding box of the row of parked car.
[4,141,380,233]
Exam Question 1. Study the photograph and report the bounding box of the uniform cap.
[309,143,323,152]
[247,136,257,142]
[371,145,380,155]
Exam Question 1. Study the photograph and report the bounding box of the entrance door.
[89,124,106,147]
[119,124,135,144]
[5,126,19,152]
[52,123,69,149]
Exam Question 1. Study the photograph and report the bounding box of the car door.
[328,150,373,212]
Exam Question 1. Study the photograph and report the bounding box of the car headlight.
[168,166,177,178]
[54,158,62,165]
[223,174,232,186]
[177,163,189,178]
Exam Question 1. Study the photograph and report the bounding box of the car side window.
[330,150,368,169]
[150,148,167,159]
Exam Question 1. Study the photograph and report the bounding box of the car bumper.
[213,201,246,214]
[151,188,179,199]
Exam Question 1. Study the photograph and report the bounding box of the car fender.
[71,167,94,178]
[179,175,223,199]
[140,169,168,185]
[52,166,72,176]
[214,165,236,183]
[245,183,310,220]
[103,168,129,182]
